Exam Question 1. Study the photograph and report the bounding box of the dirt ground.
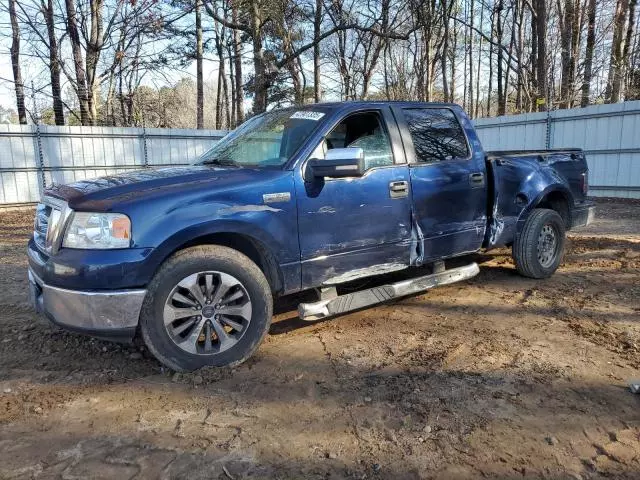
[0,199,639,479]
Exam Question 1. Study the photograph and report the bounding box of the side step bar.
[298,262,480,321]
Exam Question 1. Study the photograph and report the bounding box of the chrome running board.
[298,262,480,321]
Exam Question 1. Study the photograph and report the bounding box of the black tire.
[512,208,566,279]
[140,245,272,371]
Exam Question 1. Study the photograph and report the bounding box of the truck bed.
[484,148,590,249]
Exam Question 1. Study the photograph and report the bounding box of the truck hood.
[44,165,286,211]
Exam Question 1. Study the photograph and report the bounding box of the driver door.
[295,108,412,288]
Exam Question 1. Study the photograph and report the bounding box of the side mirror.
[307,147,365,179]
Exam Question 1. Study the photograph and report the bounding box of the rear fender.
[516,185,573,234]
[485,154,574,249]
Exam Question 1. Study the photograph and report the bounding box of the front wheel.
[512,208,566,279]
[140,245,273,371]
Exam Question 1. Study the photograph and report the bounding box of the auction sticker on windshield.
[290,111,325,121]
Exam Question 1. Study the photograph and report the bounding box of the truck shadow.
[269,249,639,336]
[269,252,516,336]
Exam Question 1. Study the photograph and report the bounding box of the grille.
[33,203,52,250]
[33,198,68,253]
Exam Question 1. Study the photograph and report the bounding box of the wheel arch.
[179,232,283,293]
[148,223,285,295]
[518,186,573,232]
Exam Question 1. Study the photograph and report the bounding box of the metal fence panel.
[2,103,640,204]
[474,100,640,198]
[0,125,226,205]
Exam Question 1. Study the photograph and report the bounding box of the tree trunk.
[580,0,597,107]
[450,18,457,103]
[424,26,432,102]
[441,0,450,103]
[65,0,91,125]
[468,0,474,117]
[228,40,236,126]
[606,0,629,103]
[45,0,65,125]
[9,0,27,124]
[502,1,518,114]
[223,67,231,128]
[214,23,230,128]
[232,3,244,125]
[496,2,505,115]
[313,0,322,102]
[535,0,548,111]
[216,60,223,129]
[86,0,105,125]
[515,0,524,112]
[487,6,495,115]
[291,66,303,104]
[250,0,267,113]
[475,0,484,117]
[530,3,538,111]
[463,4,468,109]
[383,41,391,99]
[569,0,582,105]
[196,0,204,129]
[559,0,572,108]
[623,0,638,98]
[105,70,116,126]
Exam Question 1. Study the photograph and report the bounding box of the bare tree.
[196,0,204,129]
[8,0,27,124]
[580,0,597,107]
[64,0,91,124]
[43,0,65,124]
[534,0,548,111]
[314,0,323,102]
[231,1,244,124]
[607,0,630,103]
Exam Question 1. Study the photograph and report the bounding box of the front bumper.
[571,203,596,229]
[28,268,146,341]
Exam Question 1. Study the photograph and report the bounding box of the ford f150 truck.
[28,102,595,371]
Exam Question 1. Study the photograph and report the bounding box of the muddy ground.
[0,199,639,479]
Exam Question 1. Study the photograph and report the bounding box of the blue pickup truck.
[28,102,595,371]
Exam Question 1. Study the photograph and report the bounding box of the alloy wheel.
[163,271,252,355]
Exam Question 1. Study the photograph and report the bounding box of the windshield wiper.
[199,158,240,167]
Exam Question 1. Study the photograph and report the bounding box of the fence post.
[142,123,149,168]
[34,122,46,191]
[545,109,553,149]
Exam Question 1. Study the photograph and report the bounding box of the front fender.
[148,216,293,271]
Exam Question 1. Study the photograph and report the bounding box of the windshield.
[194,108,330,168]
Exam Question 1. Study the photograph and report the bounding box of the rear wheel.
[512,208,565,279]
[140,245,272,371]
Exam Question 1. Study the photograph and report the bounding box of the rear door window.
[402,108,470,163]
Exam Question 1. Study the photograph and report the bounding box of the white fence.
[0,125,226,205]
[474,101,640,199]
[1,101,639,205]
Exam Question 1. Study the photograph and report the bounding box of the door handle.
[469,173,485,188]
[389,180,409,198]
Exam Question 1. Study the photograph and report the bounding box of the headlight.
[63,212,131,249]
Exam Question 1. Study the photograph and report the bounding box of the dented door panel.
[392,105,488,262]
[296,166,412,288]
[295,107,413,289]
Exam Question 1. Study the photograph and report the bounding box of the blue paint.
[31,102,593,298]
